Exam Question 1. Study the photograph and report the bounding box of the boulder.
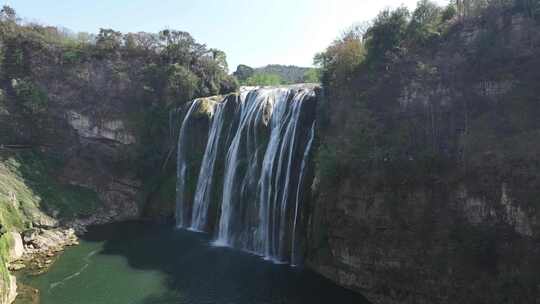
[7,232,24,262]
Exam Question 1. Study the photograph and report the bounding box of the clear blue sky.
[8,0,448,70]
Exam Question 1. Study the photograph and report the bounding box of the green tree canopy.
[233,64,255,82]
[407,0,443,46]
[364,7,410,65]
[303,69,321,83]
[96,28,123,53]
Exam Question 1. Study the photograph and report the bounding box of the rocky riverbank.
[8,228,78,274]
[0,227,76,304]
[2,200,140,304]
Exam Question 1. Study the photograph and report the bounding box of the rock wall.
[306,13,540,304]
[1,56,146,224]
[308,180,539,304]
[0,36,147,304]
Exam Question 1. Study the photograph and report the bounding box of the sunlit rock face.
[175,85,318,265]
[67,111,136,145]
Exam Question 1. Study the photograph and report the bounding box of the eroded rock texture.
[307,14,540,304]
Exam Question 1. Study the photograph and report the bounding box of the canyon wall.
[306,13,540,304]
[0,56,145,304]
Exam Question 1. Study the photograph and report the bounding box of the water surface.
[18,222,369,304]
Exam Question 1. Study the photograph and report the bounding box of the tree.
[132,32,160,53]
[514,0,540,18]
[123,33,138,51]
[303,68,321,83]
[219,75,239,94]
[314,26,366,85]
[166,64,200,104]
[233,64,255,82]
[407,0,443,46]
[0,5,16,23]
[76,32,95,44]
[96,28,123,52]
[441,3,458,21]
[0,5,18,35]
[194,56,223,95]
[209,48,228,73]
[364,7,410,65]
[159,30,205,66]
[454,0,493,19]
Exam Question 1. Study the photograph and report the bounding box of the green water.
[17,222,369,304]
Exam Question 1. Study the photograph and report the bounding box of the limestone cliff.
[307,12,540,304]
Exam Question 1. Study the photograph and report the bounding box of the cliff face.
[1,57,144,223]
[0,19,238,230]
[0,31,143,304]
[307,13,540,304]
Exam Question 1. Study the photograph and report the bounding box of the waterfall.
[176,100,201,228]
[190,103,225,232]
[260,91,306,260]
[175,86,317,264]
[291,122,316,266]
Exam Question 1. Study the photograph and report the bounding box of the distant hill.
[254,65,313,83]
[233,64,318,84]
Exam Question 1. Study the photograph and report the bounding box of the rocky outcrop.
[66,110,136,145]
[2,274,17,304]
[68,179,141,234]
[7,228,78,277]
[7,233,23,263]
[1,227,78,304]
[21,228,78,256]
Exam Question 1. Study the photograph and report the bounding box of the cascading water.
[291,121,315,266]
[175,86,317,264]
[190,103,225,231]
[176,100,202,228]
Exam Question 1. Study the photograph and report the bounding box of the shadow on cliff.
[80,221,370,304]
[0,150,104,223]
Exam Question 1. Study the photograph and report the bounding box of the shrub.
[12,78,48,113]
[167,64,200,105]
[315,144,341,185]
[442,3,458,21]
[407,0,443,46]
[303,68,321,83]
[233,64,255,82]
[62,48,83,64]
[364,7,410,65]
[314,26,366,85]
[219,74,239,94]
